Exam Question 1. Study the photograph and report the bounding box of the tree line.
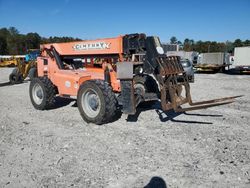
[0,27,249,55]
[170,36,250,54]
[0,27,81,55]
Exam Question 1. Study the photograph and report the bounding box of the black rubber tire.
[29,77,56,110]
[77,79,117,125]
[9,68,23,84]
[218,67,226,73]
[28,67,38,80]
[134,75,159,94]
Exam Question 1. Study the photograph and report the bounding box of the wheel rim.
[134,83,145,96]
[10,74,16,82]
[32,83,44,105]
[81,89,101,118]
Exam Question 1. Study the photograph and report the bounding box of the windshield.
[180,60,191,68]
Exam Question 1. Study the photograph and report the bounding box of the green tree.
[225,41,234,53]
[17,34,27,54]
[183,38,190,51]
[0,28,10,38]
[0,28,10,54]
[7,27,20,54]
[183,38,195,51]
[25,32,41,50]
[243,40,250,46]
[41,36,80,44]
[0,36,8,54]
[170,36,177,44]
[177,41,182,45]
[233,39,243,47]
[8,27,19,35]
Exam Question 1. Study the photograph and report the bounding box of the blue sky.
[0,0,249,42]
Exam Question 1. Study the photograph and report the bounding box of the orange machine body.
[40,36,124,58]
[33,33,239,122]
[38,36,123,96]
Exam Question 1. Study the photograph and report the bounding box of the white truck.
[233,46,250,73]
[195,52,230,72]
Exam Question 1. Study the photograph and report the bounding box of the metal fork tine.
[175,100,235,112]
[189,95,243,106]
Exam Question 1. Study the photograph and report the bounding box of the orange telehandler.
[29,33,240,124]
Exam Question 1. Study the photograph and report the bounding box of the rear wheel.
[29,77,56,110]
[9,68,23,84]
[77,80,117,125]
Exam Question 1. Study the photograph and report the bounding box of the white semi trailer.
[195,52,230,72]
[233,46,250,73]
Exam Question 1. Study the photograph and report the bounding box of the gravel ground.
[0,67,249,188]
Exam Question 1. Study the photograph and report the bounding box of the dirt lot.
[0,68,249,188]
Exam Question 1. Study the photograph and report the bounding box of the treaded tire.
[134,75,159,93]
[29,77,56,110]
[77,79,117,125]
[28,67,38,80]
[9,68,23,84]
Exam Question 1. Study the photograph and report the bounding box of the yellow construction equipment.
[0,55,24,67]
[0,50,39,84]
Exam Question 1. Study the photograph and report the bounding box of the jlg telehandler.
[29,34,239,124]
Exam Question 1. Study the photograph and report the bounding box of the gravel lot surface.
[0,68,249,188]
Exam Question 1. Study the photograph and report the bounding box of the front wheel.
[29,77,56,110]
[77,80,117,125]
